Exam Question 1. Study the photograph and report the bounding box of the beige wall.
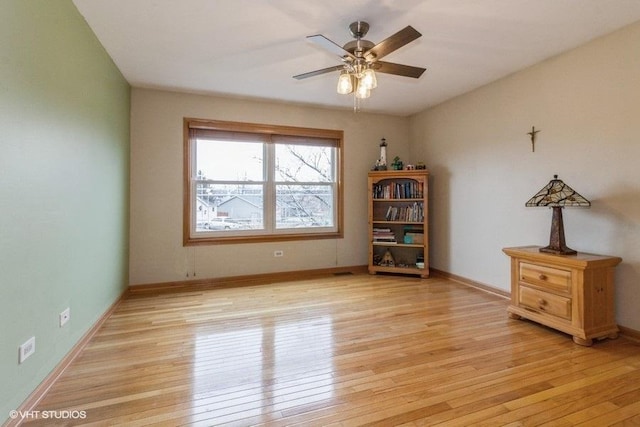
[409,21,640,330]
[130,89,409,285]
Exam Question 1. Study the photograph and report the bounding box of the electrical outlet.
[19,337,35,364]
[60,307,70,327]
[274,250,284,257]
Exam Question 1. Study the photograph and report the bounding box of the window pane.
[276,184,334,229]
[275,145,334,182]
[196,183,263,231]
[196,139,263,181]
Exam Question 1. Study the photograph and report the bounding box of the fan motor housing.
[343,39,375,56]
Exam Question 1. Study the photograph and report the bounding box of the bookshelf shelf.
[373,198,421,202]
[368,170,429,278]
[372,242,424,248]
[372,221,423,224]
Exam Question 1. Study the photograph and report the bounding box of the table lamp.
[525,175,591,255]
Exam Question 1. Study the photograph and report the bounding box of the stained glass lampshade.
[525,175,591,255]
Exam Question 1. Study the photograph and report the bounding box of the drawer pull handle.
[538,274,547,281]
[538,298,547,306]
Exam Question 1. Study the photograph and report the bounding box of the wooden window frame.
[183,118,344,246]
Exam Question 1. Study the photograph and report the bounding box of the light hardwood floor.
[24,273,640,426]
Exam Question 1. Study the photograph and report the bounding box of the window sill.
[184,231,343,246]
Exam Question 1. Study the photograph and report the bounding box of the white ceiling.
[72,0,640,116]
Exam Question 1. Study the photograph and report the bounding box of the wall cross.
[527,126,541,152]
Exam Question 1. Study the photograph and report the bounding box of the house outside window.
[184,118,343,245]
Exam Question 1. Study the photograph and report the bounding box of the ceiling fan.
[293,21,426,99]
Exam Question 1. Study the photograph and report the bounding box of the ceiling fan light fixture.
[336,71,354,95]
[361,68,377,90]
[355,80,371,99]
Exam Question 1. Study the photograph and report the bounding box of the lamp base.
[539,245,577,256]
[540,206,578,255]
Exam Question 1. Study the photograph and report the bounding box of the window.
[184,118,343,245]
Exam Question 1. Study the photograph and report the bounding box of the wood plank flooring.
[24,273,640,426]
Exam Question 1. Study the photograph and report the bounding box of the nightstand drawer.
[519,262,571,293]
[519,286,571,320]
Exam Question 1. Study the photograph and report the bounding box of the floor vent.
[333,271,354,276]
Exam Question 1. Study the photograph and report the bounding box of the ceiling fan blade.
[365,26,422,61]
[374,61,426,78]
[293,65,345,80]
[307,34,355,60]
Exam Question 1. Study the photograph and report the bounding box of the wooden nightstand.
[503,246,622,346]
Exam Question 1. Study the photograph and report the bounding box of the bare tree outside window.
[275,144,334,229]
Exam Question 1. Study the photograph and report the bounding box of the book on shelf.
[403,225,424,244]
[372,180,424,199]
[372,227,397,243]
[384,203,424,222]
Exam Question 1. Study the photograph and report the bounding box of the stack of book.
[372,228,396,244]
[403,226,424,244]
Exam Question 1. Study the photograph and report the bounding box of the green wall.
[0,0,130,421]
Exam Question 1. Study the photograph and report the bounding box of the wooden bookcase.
[368,170,429,278]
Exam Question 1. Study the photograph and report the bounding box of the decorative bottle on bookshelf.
[368,170,429,278]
